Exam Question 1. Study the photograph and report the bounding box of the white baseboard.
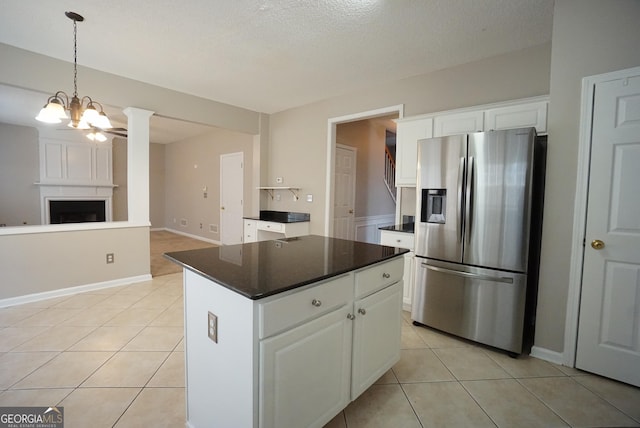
[162,227,221,246]
[0,274,153,308]
[530,345,566,366]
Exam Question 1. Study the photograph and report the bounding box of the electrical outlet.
[208,311,218,343]
[106,253,114,264]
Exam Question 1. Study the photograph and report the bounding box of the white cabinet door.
[433,110,484,137]
[243,219,257,243]
[351,282,403,399]
[484,101,548,134]
[402,252,415,311]
[395,117,433,186]
[260,305,352,428]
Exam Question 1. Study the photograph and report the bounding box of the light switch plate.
[208,311,218,343]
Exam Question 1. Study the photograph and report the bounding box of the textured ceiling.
[0,0,554,115]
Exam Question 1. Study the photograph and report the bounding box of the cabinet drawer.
[355,258,403,298]
[379,231,415,250]
[259,274,353,339]
[257,221,284,233]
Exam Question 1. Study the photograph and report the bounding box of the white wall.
[535,0,640,353]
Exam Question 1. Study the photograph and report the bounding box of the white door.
[333,144,356,239]
[220,152,243,245]
[576,72,640,387]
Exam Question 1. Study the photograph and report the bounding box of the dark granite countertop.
[164,235,407,300]
[243,210,310,223]
[379,223,415,233]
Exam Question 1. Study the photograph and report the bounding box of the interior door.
[333,144,356,239]
[576,72,640,387]
[220,152,243,245]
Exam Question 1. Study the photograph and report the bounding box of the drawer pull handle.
[382,272,391,279]
[358,308,366,316]
[347,313,355,320]
[396,239,401,243]
[311,299,322,307]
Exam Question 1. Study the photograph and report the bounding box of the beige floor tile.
[115,283,156,297]
[60,387,141,428]
[149,305,184,327]
[13,325,96,351]
[392,348,455,383]
[104,308,164,326]
[401,322,428,349]
[0,351,59,389]
[0,388,72,406]
[462,379,568,427]
[574,375,640,422]
[520,376,638,427]
[344,384,421,428]
[12,351,113,389]
[550,362,589,376]
[59,306,125,326]
[82,351,168,387]
[403,381,497,427]
[413,325,476,349]
[488,353,567,378]
[98,293,142,309]
[147,351,185,387]
[17,296,72,309]
[122,326,183,351]
[114,387,185,427]
[52,293,110,309]
[0,326,45,351]
[323,412,347,428]
[374,369,398,385]
[130,292,179,310]
[68,325,144,351]
[0,307,43,326]
[434,347,511,381]
[16,308,83,326]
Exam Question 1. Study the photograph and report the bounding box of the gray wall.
[0,123,40,226]
[163,127,255,241]
[535,0,640,353]
[336,119,396,218]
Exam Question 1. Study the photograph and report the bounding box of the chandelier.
[35,11,113,136]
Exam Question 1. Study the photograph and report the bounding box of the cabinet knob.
[311,299,322,307]
[347,313,355,320]
[357,308,366,316]
[382,272,391,279]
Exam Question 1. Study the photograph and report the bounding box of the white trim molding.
[354,214,396,244]
[564,65,640,368]
[530,346,565,366]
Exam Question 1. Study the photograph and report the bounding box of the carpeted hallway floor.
[150,230,216,277]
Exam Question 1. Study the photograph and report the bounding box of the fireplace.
[49,200,106,224]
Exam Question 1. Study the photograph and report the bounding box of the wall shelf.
[257,186,300,200]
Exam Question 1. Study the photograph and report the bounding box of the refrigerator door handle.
[422,263,514,284]
[465,156,475,244]
[457,157,465,244]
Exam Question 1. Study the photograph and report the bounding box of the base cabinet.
[183,257,404,428]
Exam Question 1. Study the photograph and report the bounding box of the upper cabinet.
[395,96,548,187]
[395,116,433,186]
[433,110,484,137]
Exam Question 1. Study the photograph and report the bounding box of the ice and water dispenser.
[421,189,446,224]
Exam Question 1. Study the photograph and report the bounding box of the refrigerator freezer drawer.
[411,259,527,354]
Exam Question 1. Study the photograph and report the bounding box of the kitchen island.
[165,235,407,428]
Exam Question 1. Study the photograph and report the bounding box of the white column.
[123,107,154,225]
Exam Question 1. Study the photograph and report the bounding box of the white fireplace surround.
[38,135,115,224]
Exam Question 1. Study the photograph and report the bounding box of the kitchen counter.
[379,222,415,233]
[164,234,407,299]
[243,210,310,223]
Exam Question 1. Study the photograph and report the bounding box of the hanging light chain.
[73,16,78,98]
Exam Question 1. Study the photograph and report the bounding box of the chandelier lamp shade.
[35,11,113,132]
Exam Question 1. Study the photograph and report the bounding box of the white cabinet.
[395,116,433,187]
[484,100,548,133]
[182,257,404,428]
[243,219,310,243]
[433,110,484,137]
[380,230,415,311]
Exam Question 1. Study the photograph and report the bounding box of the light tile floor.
[1,273,639,427]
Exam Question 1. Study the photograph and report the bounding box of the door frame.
[565,65,640,367]
[324,105,404,237]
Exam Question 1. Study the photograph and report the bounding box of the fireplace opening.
[49,200,106,224]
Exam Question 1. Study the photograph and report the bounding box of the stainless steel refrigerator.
[412,128,545,354]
